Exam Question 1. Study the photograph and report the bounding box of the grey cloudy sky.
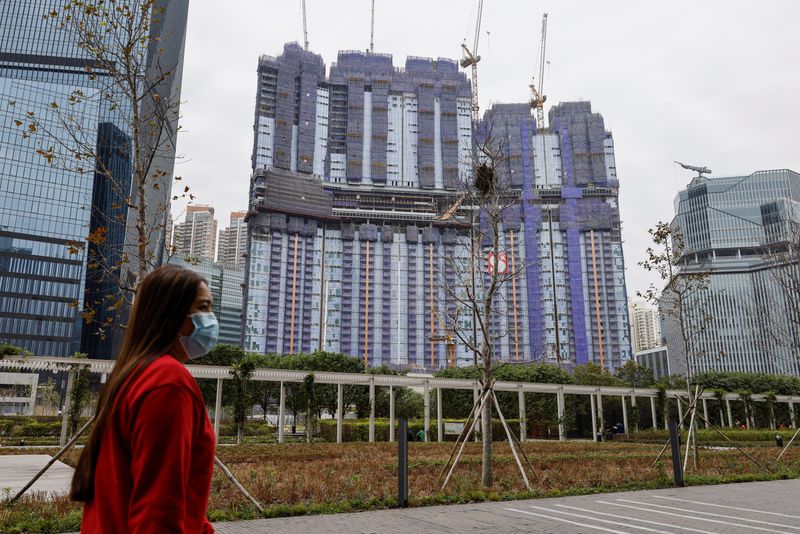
[173,0,800,297]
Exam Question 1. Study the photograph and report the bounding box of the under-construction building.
[243,42,631,370]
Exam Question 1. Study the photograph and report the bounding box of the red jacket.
[81,354,216,533]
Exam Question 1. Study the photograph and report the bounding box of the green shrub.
[0,419,15,435]
[13,421,62,437]
[316,418,523,442]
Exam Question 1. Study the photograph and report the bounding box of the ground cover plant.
[3,440,800,532]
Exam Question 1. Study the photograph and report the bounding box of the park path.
[0,454,73,496]
[214,478,800,533]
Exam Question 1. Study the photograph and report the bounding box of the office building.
[0,1,189,357]
[663,169,800,376]
[217,211,248,267]
[172,206,218,262]
[634,346,670,381]
[243,43,632,370]
[629,299,662,353]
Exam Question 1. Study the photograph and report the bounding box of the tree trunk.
[236,423,243,446]
[481,390,493,488]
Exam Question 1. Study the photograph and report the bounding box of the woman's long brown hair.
[70,265,205,502]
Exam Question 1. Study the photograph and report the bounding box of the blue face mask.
[179,312,219,360]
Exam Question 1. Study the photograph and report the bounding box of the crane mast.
[301,0,309,50]
[461,0,484,125]
[529,13,548,131]
[369,0,375,52]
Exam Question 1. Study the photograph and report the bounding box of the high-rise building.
[172,206,218,262]
[629,299,662,353]
[217,211,248,267]
[243,44,631,370]
[634,346,670,380]
[663,169,800,376]
[0,1,188,357]
[478,102,632,369]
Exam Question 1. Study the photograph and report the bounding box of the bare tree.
[437,131,530,488]
[639,222,712,466]
[13,0,190,345]
[759,215,800,368]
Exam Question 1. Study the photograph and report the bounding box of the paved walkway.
[0,454,74,496]
[215,478,800,533]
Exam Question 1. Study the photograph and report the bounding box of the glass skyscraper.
[0,1,188,357]
[664,169,800,376]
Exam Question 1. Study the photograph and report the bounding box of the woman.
[71,265,219,533]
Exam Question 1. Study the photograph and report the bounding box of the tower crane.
[529,13,548,131]
[461,0,484,125]
[369,0,375,53]
[301,0,309,50]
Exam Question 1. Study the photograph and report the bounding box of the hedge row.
[0,419,62,437]
[316,418,524,442]
[627,428,798,443]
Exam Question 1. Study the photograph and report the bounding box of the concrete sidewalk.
[0,454,74,497]
[214,478,800,533]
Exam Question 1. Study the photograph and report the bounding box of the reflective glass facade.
[0,1,188,357]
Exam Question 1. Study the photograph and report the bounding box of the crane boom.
[473,0,483,58]
[529,13,548,130]
[461,0,484,125]
[302,0,309,50]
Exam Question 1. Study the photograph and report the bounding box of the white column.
[59,369,75,447]
[423,380,430,442]
[726,399,734,428]
[337,383,344,443]
[214,378,223,442]
[677,397,684,430]
[702,398,709,429]
[650,397,657,429]
[278,381,286,443]
[631,394,638,432]
[389,385,395,442]
[790,401,796,428]
[597,391,604,439]
[590,393,598,442]
[557,387,566,441]
[518,386,526,442]
[369,378,375,443]
[621,395,629,437]
[437,387,443,443]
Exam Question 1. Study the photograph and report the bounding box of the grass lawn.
[2,440,800,533]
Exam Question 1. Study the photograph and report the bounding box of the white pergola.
[1,355,797,445]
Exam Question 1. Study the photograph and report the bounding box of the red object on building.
[81,354,216,533]
[487,251,508,275]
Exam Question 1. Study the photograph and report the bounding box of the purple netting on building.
[557,125,589,365]
[520,119,544,359]
[381,240,392,365]
[406,239,418,366]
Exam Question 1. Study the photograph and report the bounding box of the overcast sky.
[173,0,800,297]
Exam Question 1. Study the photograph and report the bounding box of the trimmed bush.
[316,418,524,442]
